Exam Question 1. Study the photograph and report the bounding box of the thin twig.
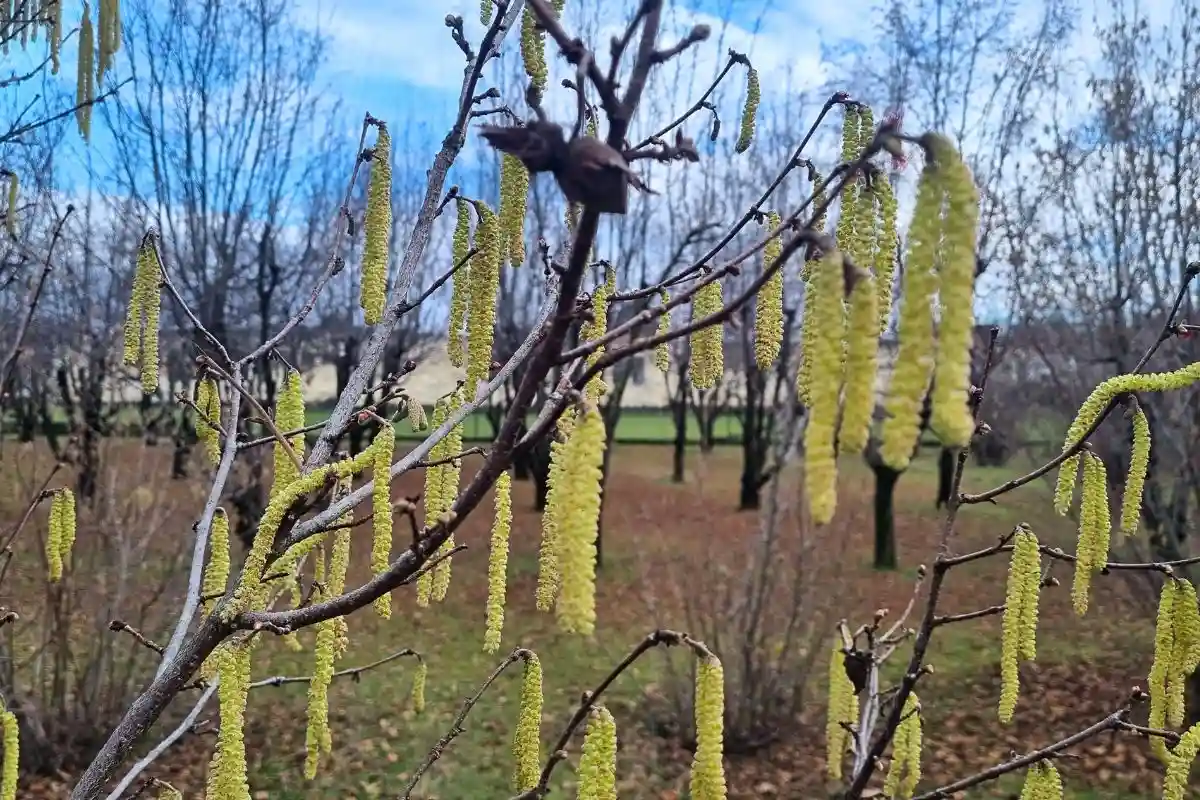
[961,265,1198,504]
[402,648,529,798]
[109,620,165,655]
[514,629,701,798]
[912,703,1150,799]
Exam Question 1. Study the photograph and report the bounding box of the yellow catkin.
[654,290,671,373]
[1042,760,1064,799]
[417,399,451,607]
[360,124,392,325]
[690,654,727,800]
[825,640,857,780]
[1052,453,1081,515]
[754,212,785,371]
[999,526,1041,723]
[802,250,847,525]
[304,608,337,778]
[577,705,618,800]
[205,642,253,800]
[195,377,222,465]
[480,0,492,24]
[689,275,725,389]
[467,201,502,396]
[1177,579,1200,678]
[872,174,899,335]
[76,3,95,141]
[838,269,879,455]
[1055,363,1200,509]
[834,106,864,258]
[0,706,17,800]
[269,369,306,499]
[448,197,472,366]
[122,237,163,393]
[734,66,760,154]
[430,392,465,604]
[46,489,65,582]
[228,444,381,616]
[536,414,574,611]
[405,396,428,431]
[411,658,427,713]
[556,405,605,635]
[97,0,112,82]
[1167,579,1200,727]
[201,508,231,617]
[878,154,942,470]
[926,136,980,448]
[579,267,615,401]
[500,153,529,266]
[512,652,543,792]
[520,6,547,94]
[328,476,354,659]
[370,422,396,618]
[137,240,162,394]
[1070,452,1110,616]
[5,171,17,237]
[1018,762,1041,800]
[883,692,922,799]
[1120,407,1150,536]
[1164,721,1200,800]
[1149,579,1179,763]
[484,471,513,653]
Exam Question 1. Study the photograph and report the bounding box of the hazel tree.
[2,1,1198,799]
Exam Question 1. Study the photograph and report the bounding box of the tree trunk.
[738,371,764,511]
[935,447,955,508]
[671,367,688,483]
[1186,669,1200,726]
[873,464,900,570]
[513,450,532,481]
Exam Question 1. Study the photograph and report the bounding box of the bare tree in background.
[0,1,130,423]
[1009,0,1200,720]
[97,0,338,544]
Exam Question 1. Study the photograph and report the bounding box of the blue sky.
[4,0,1183,329]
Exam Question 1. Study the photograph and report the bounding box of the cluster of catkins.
[44,487,77,583]
[1017,760,1064,800]
[994,360,1200,796]
[2,1,102,136]
[190,385,426,791]
[73,0,121,140]
[824,636,924,798]
[507,648,726,800]
[792,105,973,525]
[122,232,164,394]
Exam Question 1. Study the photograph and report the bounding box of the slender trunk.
[935,446,955,508]
[739,369,765,511]
[671,366,688,482]
[873,464,900,569]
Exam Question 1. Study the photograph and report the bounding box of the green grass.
[248,600,667,798]
[304,406,747,444]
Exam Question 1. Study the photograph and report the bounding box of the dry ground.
[0,437,1189,799]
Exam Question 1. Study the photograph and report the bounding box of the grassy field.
[0,438,1180,799]
[305,406,747,444]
